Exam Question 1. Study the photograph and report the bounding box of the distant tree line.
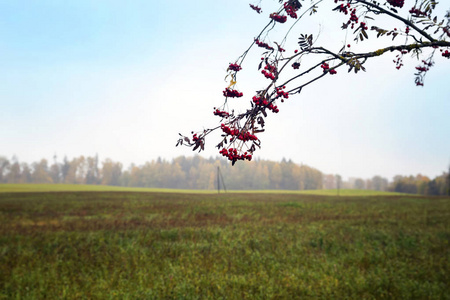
[0,155,448,195]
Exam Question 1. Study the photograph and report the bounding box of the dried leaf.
[362,29,368,39]
[228,75,236,88]
[257,116,265,128]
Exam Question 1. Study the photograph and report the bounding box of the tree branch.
[355,0,437,42]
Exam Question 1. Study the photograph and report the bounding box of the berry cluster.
[221,123,258,142]
[221,123,239,136]
[238,132,258,142]
[275,86,289,102]
[414,60,433,86]
[219,148,252,162]
[228,63,242,72]
[261,70,276,80]
[292,62,300,69]
[337,3,360,30]
[393,49,408,69]
[284,2,298,19]
[223,88,243,98]
[393,56,403,70]
[335,2,349,14]
[415,66,429,72]
[405,26,410,34]
[270,12,287,23]
[409,7,427,17]
[255,39,274,51]
[360,22,368,31]
[320,62,337,74]
[443,27,450,38]
[249,4,262,14]
[387,0,404,8]
[192,133,200,142]
[213,108,230,118]
[348,8,359,29]
[441,49,450,58]
[261,64,277,80]
[252,96,280,113]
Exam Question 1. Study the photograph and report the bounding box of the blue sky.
[1,0,449,180]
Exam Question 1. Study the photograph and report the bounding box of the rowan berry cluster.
[321,62,337,74]
[237,132,258,142]
[442,49,450,58]
[336,3,349,14]
[393,49,408,69]
[219,148,252,162]
[223,88,243,98]
[415,66,429,72]
[192,133,200,142]
[221,123,239,136]
[261,70,276,80]
[249,4,262,14]
[443,27,450,38]
[394,57,403,69]
[228,63,242,72]
[255,39,274,51]
[270,12,287,23]
[284,2,298,19]
[348,8,359,29]
[213,108,230,118]
[337,3,360,30]
[360,22,368,31]
[387,0,404,8]
[405,26,410,34]
[414,60,433,86]
[292,62,300,69]
[409,7,427,17]
[261,64,277,80]
[275,86,289,102]
[252,96,280,113]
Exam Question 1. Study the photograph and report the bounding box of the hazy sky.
[1,0,449,180]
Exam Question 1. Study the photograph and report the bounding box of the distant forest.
[0,155,448,195]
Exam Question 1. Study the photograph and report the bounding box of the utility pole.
[217,166,226,194]
[336,174,341,196]
[217,166,220,194]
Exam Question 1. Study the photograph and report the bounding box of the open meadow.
[0,186,449,299]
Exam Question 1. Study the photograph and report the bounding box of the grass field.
[0,183,405,196]
[1,190,448,299]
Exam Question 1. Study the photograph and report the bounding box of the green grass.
[0,184,405,196]
[1,191,448,299]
